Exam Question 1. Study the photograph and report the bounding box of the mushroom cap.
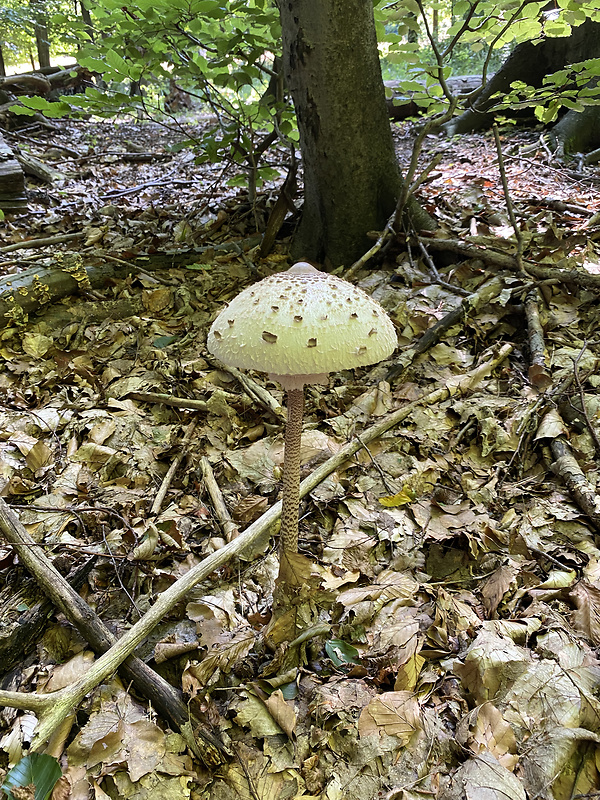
[207,262,398,389]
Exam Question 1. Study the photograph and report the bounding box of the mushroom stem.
[280,387,305,554]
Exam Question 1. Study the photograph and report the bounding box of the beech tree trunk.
[443,18,600,144]
[551,102,600,155]
[80,0,95,42]
[278,0,434,267]
[30,0,51,69]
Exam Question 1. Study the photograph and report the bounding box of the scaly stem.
[280,387,304,554]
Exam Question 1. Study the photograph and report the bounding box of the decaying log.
[16,149,64,183]
[0,235,262,321]
[0,258,135,323]
[0,64,86,99]
[0,132,26,211]
[0,73,51,96]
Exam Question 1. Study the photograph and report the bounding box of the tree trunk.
[80,0,95,42]
[30,0,51,69]
[443,19,600,137]
[551,104,600,155]
[0,44,6,78]
[278,0,434,268]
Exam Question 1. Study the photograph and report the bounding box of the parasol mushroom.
[207,262,398,558]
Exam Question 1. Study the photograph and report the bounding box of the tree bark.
[443,19,600,138]
[551,103,600,155]
[30,0,51,69]
[278,0,434,268]
[80,0,95,42]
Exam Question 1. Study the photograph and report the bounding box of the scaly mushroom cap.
[207,262,398,390]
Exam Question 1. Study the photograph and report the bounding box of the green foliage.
[375,0,600,125]
[5,0,600,185]
[495,58,600,123]
[1,754,62,800]
[0,0,70,70]
[38,0,294,197]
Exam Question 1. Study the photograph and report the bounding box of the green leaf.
[325,639,360,667]
[227,173,249,187]
[10,97,71,118]
[1,754,62,800]
[280,681,298,700]
[105,48,130,77]
[153,335,179,348]
[78,54,111,73]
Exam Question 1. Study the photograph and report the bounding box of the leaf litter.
[1,117,600,799]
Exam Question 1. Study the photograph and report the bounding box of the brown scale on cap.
[207,261,397,390]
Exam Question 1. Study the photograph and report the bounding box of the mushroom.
[207,262,398,560]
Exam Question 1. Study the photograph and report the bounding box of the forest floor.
[1,114,600,800]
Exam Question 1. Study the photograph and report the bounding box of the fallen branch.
[550,437,600,531]
[0,232,83,254]
[126,391,208,411]
[387,275,506,381]
[206,357,285,420]
[0,235,262,319]
[0,498,226,765]
[0,497,229,765]
[16,150,65,184]
[420,236,600,290]
[0,259,136,322]
[0,342,512,749]
[524,290,552,390]
[201,456,240,542]
[151,419,198,515]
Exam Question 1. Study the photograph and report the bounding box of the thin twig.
[206,357,285,419]
[354,434,397,494]
[344,209,397,280]
[417,241,471,297]
[492,123,525,274]
[572,343,600,456]
[200,456,239,542]
[127,391,208,411]
[0,232,84,254]
[151,418,199,515]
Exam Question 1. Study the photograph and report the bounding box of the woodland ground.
[1,114,600,800]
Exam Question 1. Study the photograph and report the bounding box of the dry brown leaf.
[43,651,96,692]
[358,690,421,744]
[217,743,291,800]
[449,752,526,800]
[570,581,600,645]
[394,653,425,691]
[265,689,297,739]
[480,565,516,617]
[534,408,569,440]
[464,702,518,770]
